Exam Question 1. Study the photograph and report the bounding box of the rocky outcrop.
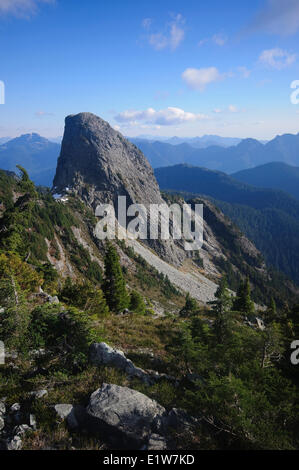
[89,342,178,385]
[54,113,163,209]
[86,383,167,448]
[53,112,185,266]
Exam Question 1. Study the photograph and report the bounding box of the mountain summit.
[53,112,185,265]
[53,113,165,207]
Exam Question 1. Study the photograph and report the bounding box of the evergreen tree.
[180,293,199,317]
[129,290,146,314]
[233,277,255,316]
[209,277,233,344]
[60,278,109,317]
[102,242,129,313]
[264,297,278,324]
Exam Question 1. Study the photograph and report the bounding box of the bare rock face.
[53,113,162,208]
[86,383,167,449]
[53,112,185,265]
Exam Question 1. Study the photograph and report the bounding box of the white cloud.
[182,67,223,91]
[212,33,227,46]
[0,0,54,17]
[198,33,227,48]
[251,0,299,36]
[115,107,208,126]
[259,48,296,69]
[147,13,185,51]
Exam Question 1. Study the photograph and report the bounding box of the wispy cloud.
[141,18,152,30]
[115,107,208,126]
[213,105,241,114]
[250,0,299,35]
[182,67,225,91]
[198,33,228,48]
[35,110,54,117]
[144,13,185,51]
[259,48,296,69]
[0,0,54,18]
[212,33,227,46]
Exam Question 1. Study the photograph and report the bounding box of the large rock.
[89,342,177,386]
[54,404,87,430]
[53,112,185,266]
[86,383,167,448]
[89,342,147,380]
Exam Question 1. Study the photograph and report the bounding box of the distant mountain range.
[155,164,299,285]
[1,130,298,187]
[0,133,60,186]
[132,132,299,173]
[0,137,11,145]
[233,162,299,201]
[131,134,245,148]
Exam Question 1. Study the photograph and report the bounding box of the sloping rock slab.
[86,383,167,448]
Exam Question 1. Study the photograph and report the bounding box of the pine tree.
[209,276,233,344]
[129,290,146,314]
[233,277,255,316]
[102,242,129,313]
[180,293,199,317]
[264,297,277,324]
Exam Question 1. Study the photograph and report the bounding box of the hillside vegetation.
[0,169,298,450]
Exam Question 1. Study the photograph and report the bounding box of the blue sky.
[0,0,299,139]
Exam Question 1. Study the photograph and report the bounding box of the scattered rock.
[29,414,37,431]
[54,404,86,430]
[6,435,22,451]
[86,383,167,448]
[48,295,59,304]
[245,316,266,331]
[10,403,21,413]
[13,424,32,437]
[29,389,48,399]
[147,433,167,450]
[0,402,5,416]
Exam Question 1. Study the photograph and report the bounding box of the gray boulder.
[29,389,48,399]
[89,342,149,382]
[89,342,176,386]
[86,383,167,448]
[54,404,87,430]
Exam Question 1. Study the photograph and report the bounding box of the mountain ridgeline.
[155,164,299,285]
[0,133,60,187]
[233,162,299,200]
[133,132,299,173]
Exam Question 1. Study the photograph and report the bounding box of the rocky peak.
[53,112,164,208]
[53,112,185,266]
